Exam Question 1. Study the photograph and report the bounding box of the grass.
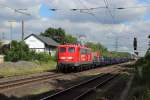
[129,64,150,100]
[0,61,56,77]
[129,85,150,100]
[31,87,51,95]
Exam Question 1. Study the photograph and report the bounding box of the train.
[56,44,129,72]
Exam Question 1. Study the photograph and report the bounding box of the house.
[24,34,59,56]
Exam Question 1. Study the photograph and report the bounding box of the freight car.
[56,44,129,72]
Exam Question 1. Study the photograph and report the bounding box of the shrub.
[5,41,30,62]
[145,51,150,65]
[51,50,58,61]
[4,41,50,62]
[34,52,50,62]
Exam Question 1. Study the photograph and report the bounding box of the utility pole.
[8,21,12,41]
[11,9,30,41]
[22,20,24,40]
[8,20,16,41]
[79,34,86,45]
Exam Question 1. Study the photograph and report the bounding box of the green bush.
[51,50,58,61]
[34,52,50,62]
[145,51,150,65]
[5,41,50,62]
[5,41,30,62]
[129,49,150,99]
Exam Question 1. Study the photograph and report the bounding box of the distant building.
[24,34,59,56]
[1,40,11,45]
[0,40,11,55]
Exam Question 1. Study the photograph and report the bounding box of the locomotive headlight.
[67,57,73,59]
[60,57,66,59]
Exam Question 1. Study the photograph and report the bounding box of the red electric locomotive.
[57,44,92,72]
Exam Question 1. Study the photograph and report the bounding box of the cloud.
[47,0,149,24]
[0,0,150,56]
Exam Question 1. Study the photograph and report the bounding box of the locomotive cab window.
[84,49,87,54]
[68,47,75,53]
[80,48,87,54]
[60,47,66,53]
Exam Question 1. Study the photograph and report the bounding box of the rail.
[40,70,120,100]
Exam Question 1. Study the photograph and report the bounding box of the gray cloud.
[0,0,149,56]
[48,0,149,24]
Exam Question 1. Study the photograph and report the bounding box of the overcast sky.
[0,0,150,56]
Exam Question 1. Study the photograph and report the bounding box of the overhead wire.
[48,3,150,11]
[0,4,31,16]
[47,1,150,54]
[92,5,150,10]
[77,0,101,22]
[103,0,115,23]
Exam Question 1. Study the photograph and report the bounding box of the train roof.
[58,44,91,49]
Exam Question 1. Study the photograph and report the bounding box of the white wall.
[45,47,56,56]
[50,50,56,56]
[24,35,45,52]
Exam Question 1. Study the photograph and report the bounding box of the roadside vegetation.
[0,40,57,77]
[0,61,56,77]
[129,48,150,100]
[4,41,50,62]
[85,42,130,58]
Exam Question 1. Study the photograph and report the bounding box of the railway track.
[0,76,3,79]
[0,62,125,94]
[0,73,63,92]
[0,65,119,93]
[40,71,120,100]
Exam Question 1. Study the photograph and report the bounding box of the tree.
[40,27,78,44]
[41,27,65,44]
[85,42,109,56]
[86,42,107,52]
[85,42,130,58]
[64,34,77,44]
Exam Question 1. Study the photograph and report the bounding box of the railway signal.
[133,37,138,56]
[133,37,137,51]
[148,35,150,48]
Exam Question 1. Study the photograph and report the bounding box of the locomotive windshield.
[68,47,75,53]
[60,47,66,53]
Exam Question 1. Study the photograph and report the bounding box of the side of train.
[57,44,129,72]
